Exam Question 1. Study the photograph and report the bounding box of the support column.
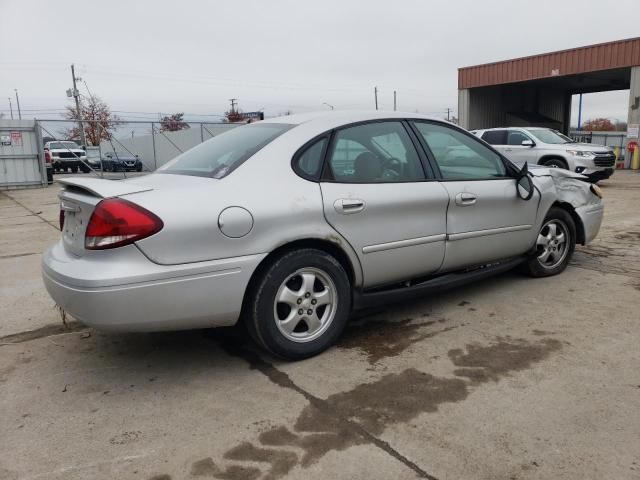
[562,93,572,135]
[627,66,640,169]
[458,89,470,129]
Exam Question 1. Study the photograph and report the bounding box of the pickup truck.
[44,141,88,173]
[471,127,615,182]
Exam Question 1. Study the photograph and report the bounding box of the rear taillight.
[59,210,65,231]
[85,198,163,250]
[44,150,52,164]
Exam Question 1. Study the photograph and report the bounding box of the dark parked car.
[101,152,143,172]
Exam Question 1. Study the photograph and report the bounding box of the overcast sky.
[1,0,638,125]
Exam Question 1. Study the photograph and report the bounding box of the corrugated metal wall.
[0,120,45,189]
[459,37,640,89]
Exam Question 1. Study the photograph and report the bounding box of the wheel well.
[239,238,358,321]
[539,156,568,168]
[552,201,585,245]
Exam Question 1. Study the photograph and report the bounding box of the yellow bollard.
[632,148,640,170]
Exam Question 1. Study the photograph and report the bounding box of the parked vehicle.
[42,111,604,359]
[85,146,102,170]
[43,149,53,184]
[101,151,143,172]
[45,141,88,173]
[471,127,615,182]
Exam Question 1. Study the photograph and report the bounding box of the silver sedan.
[42,111,604,359]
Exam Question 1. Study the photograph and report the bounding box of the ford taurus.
[42,111,604,359]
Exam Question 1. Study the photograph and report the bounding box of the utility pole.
[229,98,237,113]
[8,97,13,119]
[374,86,378,110]
[393,90,397,111]
[446,108,451,121]
[70,64,87,146]
[14,89,22,119]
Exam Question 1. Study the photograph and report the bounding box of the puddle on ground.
[338,317,457,365]
[614,231,640,241]
[449,337,562,384]
[186,336,562,480]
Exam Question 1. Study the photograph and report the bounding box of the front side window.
[326,122,425,183]
[413,122,507,180]
[159,123,292,178]
[506,130,532,145]
[525,128,572,145]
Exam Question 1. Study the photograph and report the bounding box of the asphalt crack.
[0,321,85,345]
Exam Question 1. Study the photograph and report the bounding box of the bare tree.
[159,113,190,132]
[64,95,120,145]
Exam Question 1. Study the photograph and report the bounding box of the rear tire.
[543,158,569,170]
[524,207,576,277]
[245,248,351,360]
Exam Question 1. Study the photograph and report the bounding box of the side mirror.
[516,163,534,200]
[521,139,534,147]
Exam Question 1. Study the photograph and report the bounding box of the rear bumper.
[575,203,604,245]
[42,242,266,332]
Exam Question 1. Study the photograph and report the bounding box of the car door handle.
[503,148,513,152]
[334,198,365,214]
[455,192,477,206]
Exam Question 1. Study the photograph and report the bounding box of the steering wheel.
[381,157,402,179]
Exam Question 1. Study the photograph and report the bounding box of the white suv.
[471,127,615,181]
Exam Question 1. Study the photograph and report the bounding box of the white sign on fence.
[628,124,639,139]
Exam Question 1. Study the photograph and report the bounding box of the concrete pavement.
[1,172,639,479]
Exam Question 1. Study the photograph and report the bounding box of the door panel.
[439,179,540,271]
[411,121,540,272]
[321,182,449,287]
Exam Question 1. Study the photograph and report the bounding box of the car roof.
[261,110,446,129]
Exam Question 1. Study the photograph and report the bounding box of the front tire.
[524,207,576,277]
[245,248,351,360]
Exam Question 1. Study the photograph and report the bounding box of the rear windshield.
[158,123,292,178]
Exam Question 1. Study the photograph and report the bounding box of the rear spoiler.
[57,177,152,198]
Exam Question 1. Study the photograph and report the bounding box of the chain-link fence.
[36,119,240,178]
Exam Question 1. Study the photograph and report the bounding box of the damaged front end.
[530,165,604,245]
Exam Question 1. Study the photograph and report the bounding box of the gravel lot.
[1,172,639,480]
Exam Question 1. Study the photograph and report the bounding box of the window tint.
[413,122,507,180]
[159,123,292,178]
[327,122,425,183]
[295,138,327,178]
[507,131,531,145]
[481,130,507,145]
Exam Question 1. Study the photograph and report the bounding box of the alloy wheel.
[536,219,569,269]
[273,267,337,343]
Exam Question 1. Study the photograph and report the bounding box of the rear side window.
[326,121,426,183]
[159,123,292,178]
[294,137,327,179]
[481,130,507,145]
